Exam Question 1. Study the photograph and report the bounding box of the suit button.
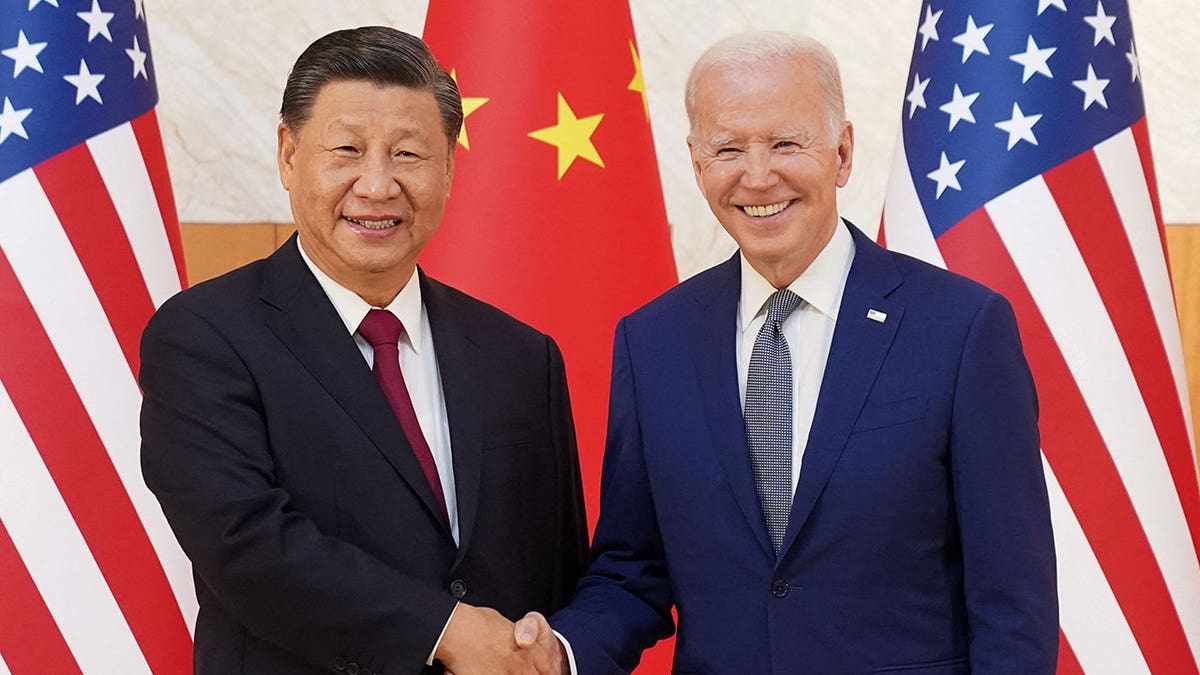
[450,579,467,599]
[333,657,347,671]
[347,664,360,675]
[771,579,790,598]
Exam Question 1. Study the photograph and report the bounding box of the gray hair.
[684,31,846,142]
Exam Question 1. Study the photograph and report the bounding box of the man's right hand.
[434,604,562,675]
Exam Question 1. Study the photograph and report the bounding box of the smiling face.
[688,57,853,288]
[278,79,453,305]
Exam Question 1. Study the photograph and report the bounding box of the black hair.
[280,26,462,147]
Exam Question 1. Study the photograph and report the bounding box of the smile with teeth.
[345,217,400,230]
[739,200,794,217]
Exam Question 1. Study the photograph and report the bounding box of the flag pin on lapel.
[867,309,888,323]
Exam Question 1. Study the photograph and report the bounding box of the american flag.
[880,0,1200,672]
[0,0,193,672]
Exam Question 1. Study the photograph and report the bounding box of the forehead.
[303,79,444,138]
[692,60,826,138]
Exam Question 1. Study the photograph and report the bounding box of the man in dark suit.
[140,27,587,675]
[516,31,1058,674]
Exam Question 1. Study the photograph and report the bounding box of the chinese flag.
[421,3,678,671]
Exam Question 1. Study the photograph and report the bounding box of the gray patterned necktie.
[745,288,803,554]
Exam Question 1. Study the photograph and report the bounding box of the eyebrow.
[705,129,808,148]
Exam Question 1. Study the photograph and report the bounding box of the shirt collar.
[296,238,425,353]
[738,219,855,332]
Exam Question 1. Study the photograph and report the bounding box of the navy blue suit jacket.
[551,222,1057,674]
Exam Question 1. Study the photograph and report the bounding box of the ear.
[834,121,854,188]
[443,145,456,199]
[687,136,708,199]
[277,123,297,190]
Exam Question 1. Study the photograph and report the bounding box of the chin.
[365,257,412,275]
[742,237,796,259]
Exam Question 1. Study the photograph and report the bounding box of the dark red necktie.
[358,309,448,520]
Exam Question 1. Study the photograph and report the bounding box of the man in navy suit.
[516,31,1057,674]
[140,27,586,675]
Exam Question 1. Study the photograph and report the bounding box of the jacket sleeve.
[550,318,675,674]
[546,334,590,607]
[139,300,457,673]
[951,292,1059,673]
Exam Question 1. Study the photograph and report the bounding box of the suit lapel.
[688,254,775,557]
[421,273,485,562]
[259,238,452,532]
[779,224,904,559]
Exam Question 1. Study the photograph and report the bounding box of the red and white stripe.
[0,110,194,673]
[882,122,1200,672]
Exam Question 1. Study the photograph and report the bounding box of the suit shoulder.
[887,247,1001,309]
[140,258,274,366]
[878,246,1025,355]
[623,257,734,325]
[421,275,554,348]
[152,257,268,321]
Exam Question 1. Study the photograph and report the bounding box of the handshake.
[434,603,570,675]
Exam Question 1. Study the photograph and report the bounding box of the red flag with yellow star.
[420,5,677,666]
[421,11,676,516]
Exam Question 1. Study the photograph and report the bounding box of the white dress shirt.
[736,220,855,490]
[296,241,460,545]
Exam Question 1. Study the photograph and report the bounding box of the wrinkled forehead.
[289,78,440,128]
[695,68,825,125]
[692,59,835,138]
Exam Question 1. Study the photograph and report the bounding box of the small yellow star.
[528,92,605,180]
[628,41,648,120]
[450,69,488,150]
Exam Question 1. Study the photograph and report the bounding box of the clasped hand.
[436,604,566,675]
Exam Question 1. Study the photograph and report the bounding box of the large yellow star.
[450,69,488,150]
[528,93,605,180]
[628,41,648,120]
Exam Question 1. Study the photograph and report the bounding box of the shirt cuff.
[552,629,579,675]
[426,602,459,666]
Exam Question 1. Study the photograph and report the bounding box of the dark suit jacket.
[551,222,1057,674]
[140,236,588,675]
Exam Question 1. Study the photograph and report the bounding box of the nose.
[352,151,402,201]
[741,147,779,191]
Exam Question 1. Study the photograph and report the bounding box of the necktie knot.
[765,289,802,327]
[358,309,403,347]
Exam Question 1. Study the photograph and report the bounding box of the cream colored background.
[150,0,1198,280]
